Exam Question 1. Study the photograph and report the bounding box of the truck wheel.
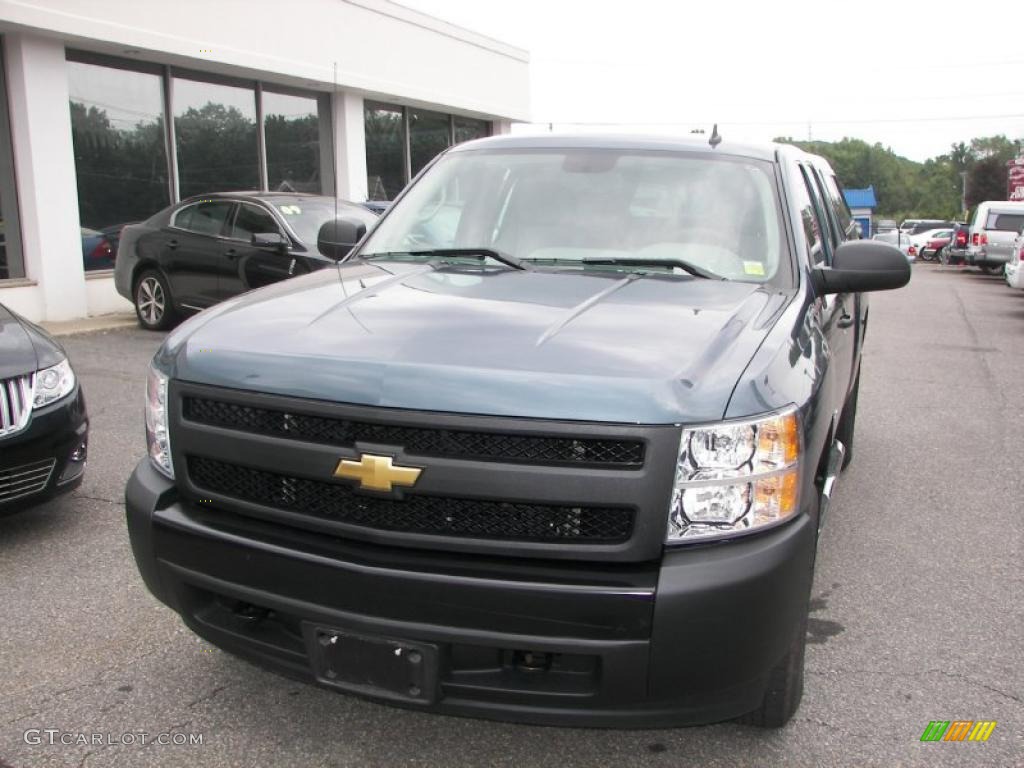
[982,264,1003,275]
[737,608,808,728]
[835,372,859,469]
[134,270,179,331]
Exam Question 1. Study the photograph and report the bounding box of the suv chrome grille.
[0,458,55,503]
[0,374,34,438]
[182,397,645,468]
[189,456,635,544]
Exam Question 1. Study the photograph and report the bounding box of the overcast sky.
[399,0,1024,162]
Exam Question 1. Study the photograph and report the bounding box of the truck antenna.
[709,124,722,149]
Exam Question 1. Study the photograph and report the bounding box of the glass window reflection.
[264,91,322,194]
[173,77,258,199]
[67,60,169,271]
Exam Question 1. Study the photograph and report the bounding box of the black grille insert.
[188,456,634,544]
[183,397,644,468]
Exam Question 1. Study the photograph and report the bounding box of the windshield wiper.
[361,248,530,271]
[579,257,723,280]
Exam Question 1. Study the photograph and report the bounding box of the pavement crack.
[71,493,123,505]
[809,666,1022,705]
[188,684,229,709]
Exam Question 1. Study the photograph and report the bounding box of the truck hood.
[161,263,789,424]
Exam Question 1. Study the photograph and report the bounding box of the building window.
[365,101,405,202]
[454,116,489,145]
[0,38,24,280]
[263,90,323,194]
[364,102,492,201]
[409,108,449,178]
[67,59,169,271]
[173,76,259,199]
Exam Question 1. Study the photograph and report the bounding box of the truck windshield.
[357,148,787,284]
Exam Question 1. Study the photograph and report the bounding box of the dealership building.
[0,0,529,322]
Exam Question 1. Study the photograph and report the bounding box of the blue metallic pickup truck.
[125,134,909,728]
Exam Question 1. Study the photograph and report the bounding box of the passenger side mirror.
[317,217,367,260]
[252,232,287,253]
[813,241,911,294]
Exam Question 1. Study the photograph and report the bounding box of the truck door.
[796,164,855,416]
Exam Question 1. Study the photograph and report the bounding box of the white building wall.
[0,0,529,121]
[3,33,86,321]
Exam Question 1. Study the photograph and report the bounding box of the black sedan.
[0,303,88,512]
[113,192,378,330]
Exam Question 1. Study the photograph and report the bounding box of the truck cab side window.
[794,166,830,267]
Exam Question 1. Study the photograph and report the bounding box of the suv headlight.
[145,366,174,479]
[33,359,76,408]
[667,408,801,543]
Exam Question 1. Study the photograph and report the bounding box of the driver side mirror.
[813,241,911,294]
[317,217,367,260]
[252,232,287,253]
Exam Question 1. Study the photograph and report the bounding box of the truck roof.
[452,133,794,163]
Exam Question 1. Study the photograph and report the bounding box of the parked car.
[113,193,379,330]
[81,227,116,271]
[912,228,954,261]
[876,231,916,261]
[965,201,1024,274]
[0,302,88,512]
[1005,226,1024,289]
[124,134,910,729]
[900,219,955,236]
[941,223,970,264]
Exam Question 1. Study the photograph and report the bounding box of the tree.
[966,155,1009,208]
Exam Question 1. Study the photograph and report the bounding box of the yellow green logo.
[920,720,996,742]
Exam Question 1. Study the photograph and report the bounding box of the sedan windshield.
[357,148,787,283]
[272,200,376,248]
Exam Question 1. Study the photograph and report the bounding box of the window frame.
[169,199,235,238]
[226,201,285,243]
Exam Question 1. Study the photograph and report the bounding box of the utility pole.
[807,120,812,142]
[959,171,968,219]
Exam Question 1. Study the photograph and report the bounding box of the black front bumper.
[0,386,88,512]
[126,459,816,727]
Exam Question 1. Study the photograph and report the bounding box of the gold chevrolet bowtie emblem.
[333,454,422,492]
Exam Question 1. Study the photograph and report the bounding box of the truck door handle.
[837,312,854,329]
[166,239,178,250]
[224,248,237,260]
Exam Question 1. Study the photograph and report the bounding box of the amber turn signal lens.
[757,412,800,468]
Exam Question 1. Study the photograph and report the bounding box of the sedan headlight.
[145,366,174,479]
[667,408,801,543]
[33,359,76,408]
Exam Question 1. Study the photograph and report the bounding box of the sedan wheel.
[134,271,178,330]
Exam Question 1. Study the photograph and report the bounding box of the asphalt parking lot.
[1,265,1022,768]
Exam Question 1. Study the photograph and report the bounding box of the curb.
[40,313,138,337]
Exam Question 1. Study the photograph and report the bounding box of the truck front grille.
[0,374,34,438]
[0,458,55,503]
[183,397,644,468]
[189,456,634,544]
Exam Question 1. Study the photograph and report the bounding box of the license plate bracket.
[307,625,440,704]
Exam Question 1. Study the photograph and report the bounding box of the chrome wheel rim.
[137,277,165,325]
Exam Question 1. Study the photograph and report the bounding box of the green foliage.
[774,134,1023,221]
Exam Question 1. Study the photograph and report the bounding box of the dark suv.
[125,135,909,728]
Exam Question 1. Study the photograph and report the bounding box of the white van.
[966,200,1024,273]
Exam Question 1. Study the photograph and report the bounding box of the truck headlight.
[667,408,800,543]
[145,366,174,479]
[33,359,75,408]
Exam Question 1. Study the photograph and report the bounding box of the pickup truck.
[125,135,910,729]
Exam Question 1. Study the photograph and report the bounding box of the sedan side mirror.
[252,232,287,253]
[813,241,911,294]
[317,217,367,260]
